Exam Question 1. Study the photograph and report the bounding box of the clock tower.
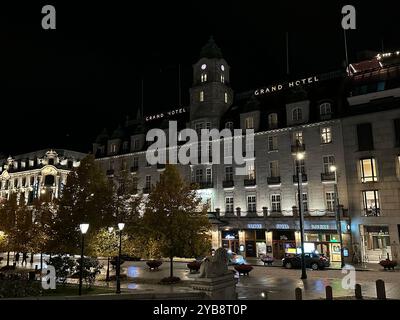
[189,36,233,129]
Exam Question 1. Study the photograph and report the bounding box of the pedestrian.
[15,252,20,264]
[22,252,28,266]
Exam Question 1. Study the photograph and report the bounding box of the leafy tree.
[46,255,76,285]
[75,257,103,288]
[142,165,211,280]
[0,194,18,264]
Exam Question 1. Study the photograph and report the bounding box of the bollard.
[295,287,302,300]
[355,284,363,300]
[376,279,386,300]
[325,286,333,300]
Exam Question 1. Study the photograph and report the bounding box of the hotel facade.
[93,39,400,263]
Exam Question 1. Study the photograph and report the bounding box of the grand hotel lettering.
[145,107,187,121]
[254,75,320,96]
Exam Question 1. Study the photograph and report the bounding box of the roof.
[199,36,223,59]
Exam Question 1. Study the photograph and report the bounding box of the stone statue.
[198,248,229,278]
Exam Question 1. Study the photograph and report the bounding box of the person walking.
[15,252,20,265]
[22,252,28,266]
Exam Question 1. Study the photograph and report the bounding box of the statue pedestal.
[191,272,237,300]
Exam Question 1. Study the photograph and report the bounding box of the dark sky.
[1,1,399,156]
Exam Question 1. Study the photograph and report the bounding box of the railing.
[244,179,256,186]
[267,176,281,185]
[222,180,234,188]
[293,174,307,183]
[363,208,380,217]
[321,172,336,181]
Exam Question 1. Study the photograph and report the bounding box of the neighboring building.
[93,38,400,262]
[0,149,86,204]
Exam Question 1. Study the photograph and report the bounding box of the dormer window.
[221,74,225,83]
[201,73,207,82]
[268,113,278,129]
[245,117,254,129]
[292,108,303,121]
[320,102,332,119]
[110,144,117,153]
[13,162,18,169]
[200,91,204,102]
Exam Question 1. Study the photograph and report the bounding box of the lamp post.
[116,222,125,294]
[78,223,89,296]
[106,227,114,282]
[295,151,307,280]
[330,165,345,268]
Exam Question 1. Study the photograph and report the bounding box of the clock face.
[221,65,225,71]
[201,64,207,70]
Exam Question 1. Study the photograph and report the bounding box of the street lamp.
[106,227,114,282]
[78,223,89,296]
[116,222,125,294]
[330,165,345,268]
[295,151,307,280]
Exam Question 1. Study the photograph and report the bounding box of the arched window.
[268,113,278,129]
[221,74,225,83]
[224,92,228,103]
[292,108,303,121]
[200,91,204,102]
[201,73,207,82]
[320,102,332,116]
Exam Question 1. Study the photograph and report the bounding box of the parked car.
[282,252,330,270]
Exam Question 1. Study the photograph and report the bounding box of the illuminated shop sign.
[254,76,320,96]
[304,221,337,230]
[145,107,187,121]
[247,223,263,229]
[275,223,290,229]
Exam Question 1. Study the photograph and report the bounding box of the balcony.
[106,169,115,176]
[130,166,138,173]
[244,179,256,186]
[267,176,281,185]
[321,172,336,182]
[142,187,151,194]
[364,208,380,217]
[291,143,305,153]
[191,181,213,189]
[293,174,307,183]
[222,180,234,188]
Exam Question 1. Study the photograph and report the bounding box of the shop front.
[221,229,240,254]
[360,225,391,263]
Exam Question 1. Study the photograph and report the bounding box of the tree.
[51,154,114,254]
[0,194,17,265]
[46,255,76,285]
[142,165,211,281]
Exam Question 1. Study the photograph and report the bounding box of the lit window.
[200,91,204,102]
[268,113,278,129]
[269,161,279,178]
[247,195,256,213]
[320,102,332,117]
[360,158,378,182]
[362,190,380,216]
[292,108,303,121]
[326,192,336,211]
[224,92,228,103]
[321,127,332,144]
[245,117,254,129]
[268,136,278,151]
[246,162,255,180]
[201,73,207,82]
[293,131,303,145]
[225,196,234,213]
[295,159,306,175]
[221,65,225,71]
[323,155,335,173]
[221,74,225,83]
[271,194,281,212]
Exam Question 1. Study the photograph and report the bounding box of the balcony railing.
[222,180,234,188]
[244,179,256,186]
[364,208,380,217]
[321,172,336,181]
[291,143,305,153]
[267,176,281,185]
[191,181,213,189]
[106,169,115,176]
[293,174,307,183]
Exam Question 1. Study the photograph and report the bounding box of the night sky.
[1,1,399,156]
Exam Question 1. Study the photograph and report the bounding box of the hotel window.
[145,175,151,189]
[225,166,233,181]
[246,161,255,180]
[122,141,129,152]
[221,74,225,83]
[323,155,335,173]
[320,102,332,116]
[29,160,34,167]
[362,190,380,216]
[321,127,332,144]
[326,192,335,212]
[360,158,378,182]
[200,91,204,102]
[225,196,234,213]
[206,168,212,183]
[195,168,203,183]
[110,144,117,153]
[292,107,303,121]
[133,157,139,169]
[225,122,234,130]
[21,162,26,169]
[357,123,374,151]
[293,131,303,145]
[224,92,228,103]
[296,193,308,212]
[247,195,256,213]
[269,160,279,178]
[268,136,278,151]
[224,139,232,157]
[245,117,254,129]
[295,159,306,174]
[133,139,140,151]
[268,113,278,129]
[201,73,207,82]
[271,194,281,212]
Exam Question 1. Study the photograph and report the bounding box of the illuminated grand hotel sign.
[145,107,187,121]
[254,75,320,96]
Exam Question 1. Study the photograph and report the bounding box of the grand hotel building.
[93,39,400,263]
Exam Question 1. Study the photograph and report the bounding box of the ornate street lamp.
[106,227,114,282]
[330,165,345,268]
[295,151,307,280]
[116,222,125,294]
[78,223,89,296]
